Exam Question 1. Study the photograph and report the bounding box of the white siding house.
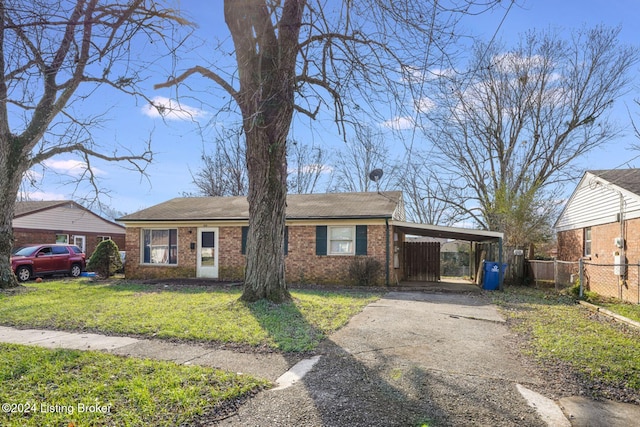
[13,201,125,255]
[555,169,640,303]
[555,170,640,233]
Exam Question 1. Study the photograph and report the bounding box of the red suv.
[11,244,86,282]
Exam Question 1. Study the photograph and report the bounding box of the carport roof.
[391,221,503,243]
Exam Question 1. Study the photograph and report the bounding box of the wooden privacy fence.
[404,241,440,282]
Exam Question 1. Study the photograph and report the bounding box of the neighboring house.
[555,169,640,301]
[13,201,125,256]
[118,191,503,286]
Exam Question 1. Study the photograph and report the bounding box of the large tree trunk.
[225,0,303,303]
[0,142,23,289]
[242,128,290,303]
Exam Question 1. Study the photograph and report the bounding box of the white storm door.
[197,228,219,278]
[73,235,86,252]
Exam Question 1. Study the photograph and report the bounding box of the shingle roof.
[118,191,404,222]
[589,169,640,196]
[14,200,71,217]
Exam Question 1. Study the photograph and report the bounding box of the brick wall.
[557,219,640,303]
[124,223,390,285]
[557,229,583,261]
[218,227,245,280]
[284,224,388,285]
[13,227,125,258]
[124,226,196,280]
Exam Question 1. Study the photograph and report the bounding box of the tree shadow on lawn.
[244,297,326,353]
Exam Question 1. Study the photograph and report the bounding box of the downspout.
[618,191,626,296]
[385,218,390,286]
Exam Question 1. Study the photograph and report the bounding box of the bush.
[87,239,123,278]
[348,257,382,286]
[567,282,599,303]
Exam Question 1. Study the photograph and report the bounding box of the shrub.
[348,257,382,286]
[567,282,599,303]
[87,239,123,278]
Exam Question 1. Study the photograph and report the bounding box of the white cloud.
[414,97,436,113]
[20,191,67,201]
[23,169,42,182]
[381,116,415,130]
[142,96,207,121]
[401,66,454,84]
[492,53,546,73]
[43,159,104,177]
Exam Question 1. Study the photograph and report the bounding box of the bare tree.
[190,137,329,196]
[632,100,640,153]
[156,0,503,302]
[0,0,186,288]
[426,26,639,246]
[332,126,399,193]
[287,140,329,194]
[190,131,248,197]
[399,157,462,225]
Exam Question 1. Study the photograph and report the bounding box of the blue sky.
[23,0,640,216]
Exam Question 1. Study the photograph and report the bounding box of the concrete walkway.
[1,291,639,426]
[0,326,302,384]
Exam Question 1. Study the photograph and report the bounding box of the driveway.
[220,291,553,426]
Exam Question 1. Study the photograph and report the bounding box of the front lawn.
[490,286,640,392]
[0,343,268,427]
[0,280,380,352]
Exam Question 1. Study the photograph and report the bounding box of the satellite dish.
[368,168,384,182]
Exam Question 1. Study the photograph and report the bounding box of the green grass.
[0,279,380,351]
[0,343,268,427]
[489,286,640,390]
[598,301,640,323]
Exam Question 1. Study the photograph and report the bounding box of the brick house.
[13,201,125,256]
[555,169,640,302]
[118,191,504,286]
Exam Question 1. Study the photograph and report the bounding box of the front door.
[73,235,86,253]
[197,228,218,278]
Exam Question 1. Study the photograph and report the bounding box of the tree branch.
[154,65,240,105]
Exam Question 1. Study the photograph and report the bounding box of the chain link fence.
[582,261,640,304]
[526,259,640,304]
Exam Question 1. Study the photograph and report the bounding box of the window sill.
[140,263,179,267]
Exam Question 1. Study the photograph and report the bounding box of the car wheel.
[16,266,31,282]
[70,264,82,278]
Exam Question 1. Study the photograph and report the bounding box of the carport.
[389,221,505,289]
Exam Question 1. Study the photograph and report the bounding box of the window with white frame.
[142,229,177,264]
[329,226,355,255]
[584,227,592,257]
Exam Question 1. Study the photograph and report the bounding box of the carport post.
[498,237,504,290]
[385,218,390,286]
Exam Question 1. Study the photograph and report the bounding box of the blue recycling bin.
[482,261,507,290]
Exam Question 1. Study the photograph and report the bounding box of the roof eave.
[118,214,394,223]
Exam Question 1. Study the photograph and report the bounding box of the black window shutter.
[316,226,327,255]
[355,225,367,255]
[284,226,289,255]
[241,226,248,254]
[244,226,288,255]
